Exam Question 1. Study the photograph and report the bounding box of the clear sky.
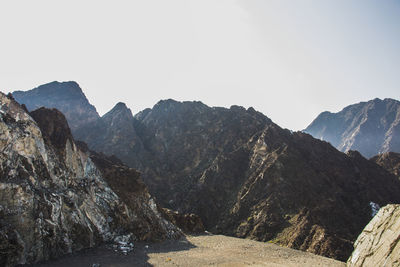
[1,0,399,130]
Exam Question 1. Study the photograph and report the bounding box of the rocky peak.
[12,81,100,135]
[304,98,400,157]
[102,102,134,122]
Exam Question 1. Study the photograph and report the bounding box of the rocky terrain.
[347,204,400,266]
[13,81,100,135]
[0,93,180,266]
[371,152,400,179]
[304,98,400,158]
[31,234,345,267]
[12,83,400,261]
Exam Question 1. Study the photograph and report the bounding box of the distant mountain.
[0,92,179,266]
[13,82,400,261]
[304,98,400,158]
[13,81,100,134]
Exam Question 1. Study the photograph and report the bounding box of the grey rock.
[347,204,400,266]
[304,98,400,158]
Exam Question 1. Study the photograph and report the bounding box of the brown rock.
[371,152,400,179]
[161,208,205,234]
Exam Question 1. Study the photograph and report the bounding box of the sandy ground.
[28,234,345,267]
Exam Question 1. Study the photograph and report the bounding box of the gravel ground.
[27,234,345,267]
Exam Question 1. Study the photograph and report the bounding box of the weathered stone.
[161,208,205,234]
[347,204,400,267]
[0,92,180,266]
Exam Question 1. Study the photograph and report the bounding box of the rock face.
[12,81,100,135]
[347,204,400,266]
[0,93,179,266]
[13,84,400,261]
[371,152,400,179]
[73,102,147,169]
[161,208,205,234]
[304,98,400,158]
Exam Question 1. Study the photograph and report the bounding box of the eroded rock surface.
[371,152,400,179]
[0,93,179,266]
[161,208,205,234]
[347,204,400,267]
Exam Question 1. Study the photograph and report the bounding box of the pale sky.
[1,0,399,130]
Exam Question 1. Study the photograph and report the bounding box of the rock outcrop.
[371,152,400,179]
[347,204,400,266]
[12,81,100,135]
[304,98,400,158]
[0,93,179,266]
[161,208,205,234]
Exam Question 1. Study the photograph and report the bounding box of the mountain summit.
[13,81,100,134]
[304,98,400,158]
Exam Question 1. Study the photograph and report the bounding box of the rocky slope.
[347,204,400,266]
[76,98,400,261]
[371,152,400,179]
[12,84,400,261]
[12,81,100,135]
[73,102,148,169]
[304,98,400,158]
[0,93,179,266]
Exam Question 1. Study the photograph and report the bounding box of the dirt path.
[30,234,345,267]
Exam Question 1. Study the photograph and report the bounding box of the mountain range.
[304,98,400,158]
[11,81,400,261]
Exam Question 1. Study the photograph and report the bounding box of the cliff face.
[0,93,179,266]
[371,152,400,179]
[347,204,400,267]
[304,98,400,158]
[12,81,100,135]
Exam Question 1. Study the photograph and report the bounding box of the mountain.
[371,152,400,179]
[12,81,100,134]
[304,98,400,158]
[73,102,148,170]
[347,204,400,266]
[0,93,179,266]
[12,83,400,261]
[76,98,400,261]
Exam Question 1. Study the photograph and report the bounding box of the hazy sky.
[1,0,399,130]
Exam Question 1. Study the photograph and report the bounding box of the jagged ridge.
[304,98,400,158]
